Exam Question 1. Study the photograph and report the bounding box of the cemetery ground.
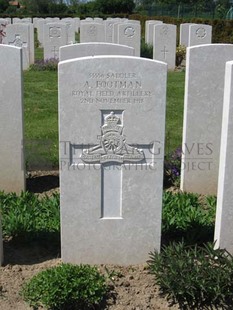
[2,65,232,309]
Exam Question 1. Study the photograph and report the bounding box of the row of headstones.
[0,19,34,69]
[146,20,212,47]
[1,17,213,70]
[1,42,232,266]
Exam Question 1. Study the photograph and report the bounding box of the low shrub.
[148,242,233,309]
[29,59,58,71]
[140,40,153,59]
[0,191,60,240]
[162,191,216,245]
[164,146,182,187]
[21,263,108,310]
[176,45,186,66]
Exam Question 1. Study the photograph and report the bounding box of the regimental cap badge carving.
[81,111,145,164]
[102,112,123,135]
[124,26,135,38]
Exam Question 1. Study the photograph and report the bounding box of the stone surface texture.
[0,45,25,194]
[117,23,141,57]
[59,56,167,265]
[179,23,196,47]
[59,42,135,61]
[214,60,233,254]
[188,24,212,47]
[181,44,233,195]
[43,22,67,60]
[5,24,30,70]
[80,22,105,43]
[153,24,176,70]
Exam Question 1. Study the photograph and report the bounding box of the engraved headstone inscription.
[181,44,233,195]
[59,55,167,265]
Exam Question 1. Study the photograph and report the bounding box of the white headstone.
[0,18,8,44]
[45,17,54,23]
[145,20,163,45]
[44,22,67,60]
[181,44,233,195]
[33,17,39,27]
[29,23,34,64]
[80,22,105,43]
[6,24,30,70]
[5,17,11,24]
[214,60,233,254]
[59,55,167,265]
[214,61,233,254]
[0,218,3,265]
[94,17,103,23]
[188,24,212,47]
[85,17,93,21]
[179,23,196,47]
[12,17,21,24]
[73,17,80,33]
[117,23,141,57]
[104,20,119,43]
[0,45,25,194]
[112,22,120,44]
[61,18,75,44]
[60,42,135,61]
[37,19,45,46]
[20,18,32,24]
[153,24,177,70]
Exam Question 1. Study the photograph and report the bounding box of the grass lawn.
[23,62,185,169]
[24,70,58,169]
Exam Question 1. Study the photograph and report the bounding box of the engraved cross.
[51,46,59,58]
[9,34,27,48]
[68,111,155,219]
[161,46,169,60]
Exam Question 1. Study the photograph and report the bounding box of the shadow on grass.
[3,232,60,266]
[161,223,215,247]
[26,174,59,193]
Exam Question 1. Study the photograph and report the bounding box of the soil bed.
[0,171,179,310]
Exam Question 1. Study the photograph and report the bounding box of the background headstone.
[59,55,167,265]
[59,42,135,61]
[104,19,119,43]
[214,60,233,254]
[61,18,75,44]
[153,24,176,70]
[0,18,8,44]
[80,22,105,43]
[6,23,31,70]
[181,44,233,195]
[37,19,45,46]
[0,45,25,194]
[117,23,141,57]
[44,22,67,60]
[145,20,163,45]
[188,24,212,47]
[179,23,196,47]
